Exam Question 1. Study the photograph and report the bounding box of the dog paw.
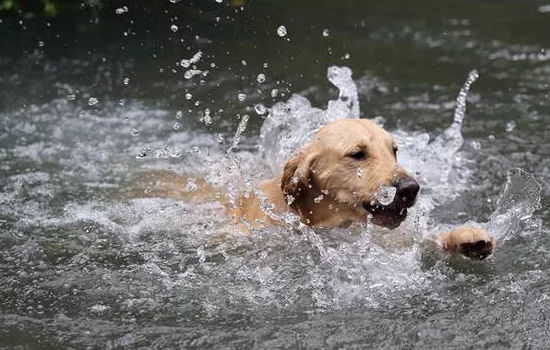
[443,225,495,260]
[458,239,494,260]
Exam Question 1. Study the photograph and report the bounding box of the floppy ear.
[281,142,317,206]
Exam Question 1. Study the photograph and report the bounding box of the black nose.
[395,177,420,205]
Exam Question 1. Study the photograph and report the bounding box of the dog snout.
[395,177,420,205]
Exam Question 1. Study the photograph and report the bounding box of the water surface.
[1,0,550,348]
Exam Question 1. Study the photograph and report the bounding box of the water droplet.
[130,128,139,137]
[184,69,202,79]
[286,194,296,205]
[38,40,44,47]
[88,97,98,106]
[115,7,125,14]
[277,25,287,37]
[67,94,76,101]
[471,140,481,150]
[313,195,324,203]
[202,108,212,125]
[173,122,180,130]
[197,246,206,263]
[123,77,130,85]
[375,185,396,206]
[185,93,192,100]
[488,134,495,140]
[257,73,266,83]
[322,29,330,37]
[228,114,249,151]
[237,93,246,102]
[136,149,148,159]
[254,103,267,115]
[170,24,178,32]
[169,0,180,3]
[505,121,516,132]
[241,60,247,66]
[215,0,223,3]
[186,178,197,192]
[271,89,279,98]
[343,53,350,60]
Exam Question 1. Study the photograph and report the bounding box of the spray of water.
[430,69,479,153]
[396,69,480,217]
[487,168,542,241]
[5,66,543,327]
[258,66,360,174]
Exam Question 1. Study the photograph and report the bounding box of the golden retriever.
[137,118,495,260]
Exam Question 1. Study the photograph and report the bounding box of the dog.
[137,118,495,260]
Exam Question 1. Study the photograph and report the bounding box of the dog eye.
[349,151,367,160]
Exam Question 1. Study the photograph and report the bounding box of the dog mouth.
[361,180,420,229]
[362,201,408,229]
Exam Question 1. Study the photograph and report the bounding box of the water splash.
[487,168,542,241]
[254,68,489,253]
[326,66,360,118]
[0,66,518,341]
[430,69,479,153]
[258,66,359,174]
[397,70,480,206]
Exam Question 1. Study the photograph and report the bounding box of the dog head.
[281,118,419,229]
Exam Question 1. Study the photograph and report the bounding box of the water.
[2,1,550,348]
[258,66,360,173]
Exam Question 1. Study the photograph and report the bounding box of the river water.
[1,1,550,348]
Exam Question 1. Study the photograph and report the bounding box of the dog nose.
[395,177,420,204]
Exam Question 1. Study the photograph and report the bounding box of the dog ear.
[281,143,317,206]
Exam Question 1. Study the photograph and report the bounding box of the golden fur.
[136,118,495,260]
